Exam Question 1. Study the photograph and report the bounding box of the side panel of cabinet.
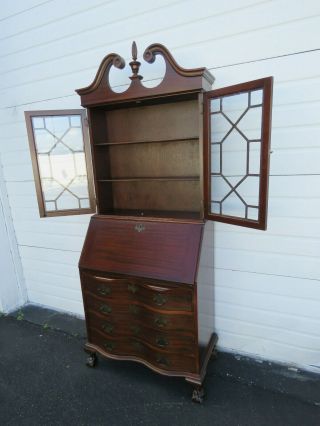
[203,77,273,230]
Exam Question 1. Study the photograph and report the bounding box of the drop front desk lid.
[79,215,204,284]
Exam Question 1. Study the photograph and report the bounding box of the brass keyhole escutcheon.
[134,223,145,233]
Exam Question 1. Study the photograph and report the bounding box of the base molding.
[84,332,218,386]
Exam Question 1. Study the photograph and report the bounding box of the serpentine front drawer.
[81,271,194,312]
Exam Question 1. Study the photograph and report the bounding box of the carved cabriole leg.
[84,346,97,368]
[86,353,97,367]
[186,333,218,403]
[192,385,205,403]
[185,376,205,404]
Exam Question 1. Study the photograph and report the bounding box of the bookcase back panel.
[90,97,201,217]
[112,181,201,212]
[108,140,199,178]
[105,100,199,143]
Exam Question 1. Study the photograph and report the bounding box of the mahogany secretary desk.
[75,42,273,403]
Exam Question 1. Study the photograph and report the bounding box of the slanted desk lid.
[79,216,204,284]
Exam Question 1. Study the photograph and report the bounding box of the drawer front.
[81,271,198,373]
[81,272,129,299]
[81,271,193,312]
[127,279,193,312]
[87,311,196,351]
[89,328,197,373]
[85,295,194,332]
[84,291,128,318]
[125,302,196,336]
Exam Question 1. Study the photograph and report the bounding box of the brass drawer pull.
[156,337,168,348]
[130,325,141,335]
[156,356,169,367]
[103,341,115,352]
[128,283,138,294]
[153,293,167,306]
[102,322,114,334]
[99,304,112,314]
[154,316,168,328]
[97,285,111,296]
[129,305,140,315]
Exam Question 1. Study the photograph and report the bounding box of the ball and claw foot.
[192,386,205,403]
[86,353,97,368]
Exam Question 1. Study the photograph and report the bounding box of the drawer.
[89,329,197,373]
[127,279,193,312]
[81,271,193,312]
[84,291,127,318]
[84,291,195,333]
[81,272,129,298]
[87,311,196,352]
[133,308,194,332]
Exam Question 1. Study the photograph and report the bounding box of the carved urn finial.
[129,41,143,80]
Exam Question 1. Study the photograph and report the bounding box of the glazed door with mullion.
[203,77,273,230]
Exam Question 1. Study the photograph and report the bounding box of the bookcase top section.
[76,42,215,107]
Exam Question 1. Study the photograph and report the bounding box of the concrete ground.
[0,305,319,426]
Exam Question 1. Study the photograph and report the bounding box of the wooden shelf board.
[97,177,200,182]
[94,137,198,147]
[98,209,202,220]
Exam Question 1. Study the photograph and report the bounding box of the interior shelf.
[90,97,201,217]
[97,176,200,182]
[99,209,202,220]
[94,137,198,147]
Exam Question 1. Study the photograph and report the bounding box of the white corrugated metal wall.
[0,0,319,371]
[0,154,26,312]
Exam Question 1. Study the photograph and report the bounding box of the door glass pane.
[30,113,92,215]
[206,78,272,229]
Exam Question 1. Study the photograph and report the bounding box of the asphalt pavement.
[0,307,319,426]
